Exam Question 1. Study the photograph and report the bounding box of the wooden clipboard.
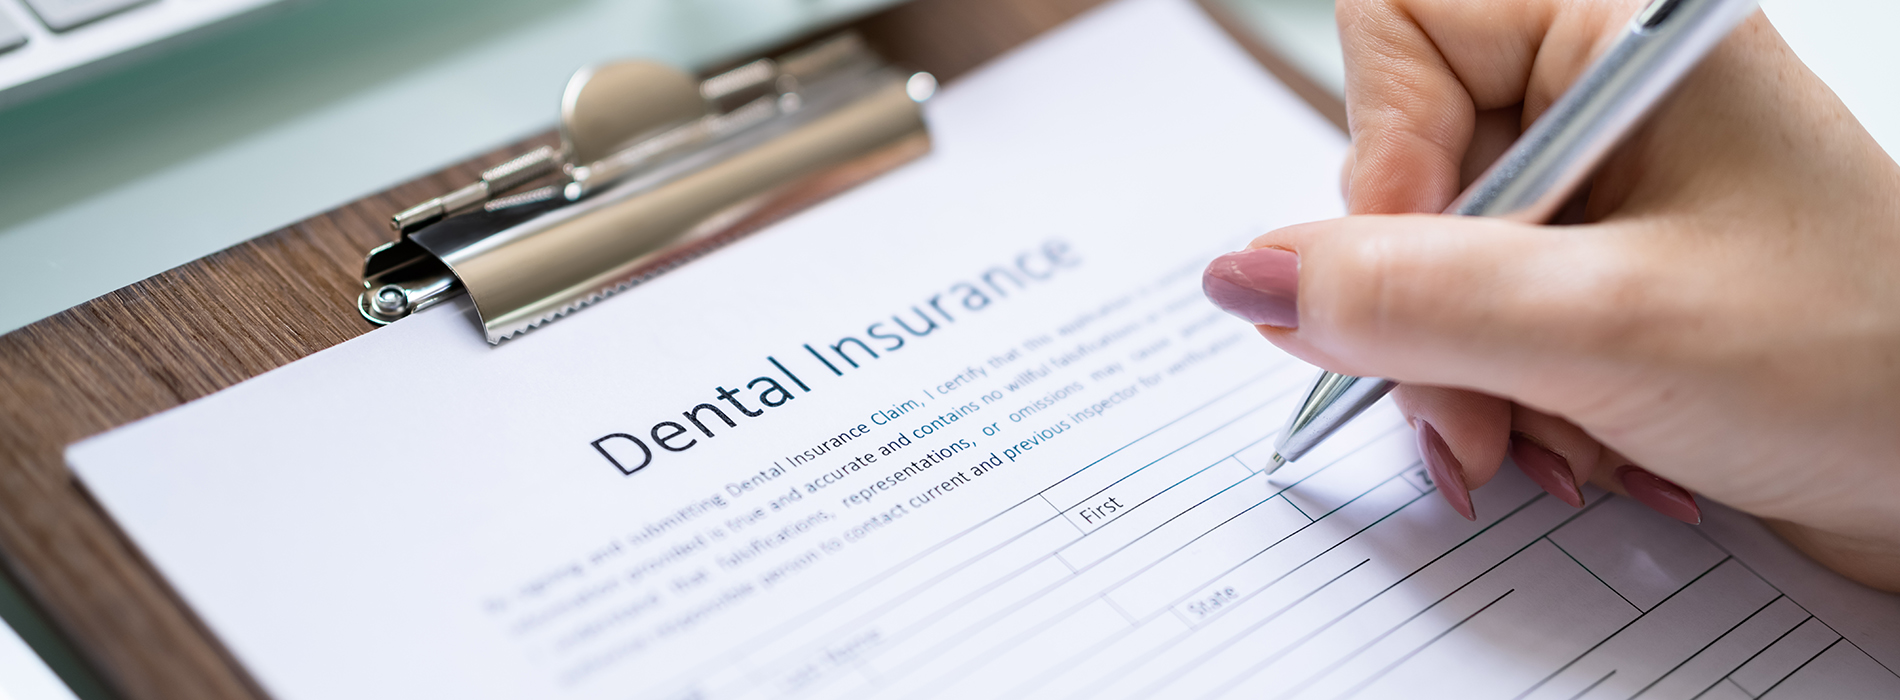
[0,0,1342,697]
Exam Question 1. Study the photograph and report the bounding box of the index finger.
[1339,0,1639,215]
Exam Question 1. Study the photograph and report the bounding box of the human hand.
[1201,0,1900,590]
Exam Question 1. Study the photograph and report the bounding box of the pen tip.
[1267,452,1287,474]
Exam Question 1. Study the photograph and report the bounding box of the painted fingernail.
[1509,435,1584,509]
[1203,248,1299,328]
[1618,465,1701,525]
[1417,421,1475,521]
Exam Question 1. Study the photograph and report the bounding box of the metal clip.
[360,34,935,343]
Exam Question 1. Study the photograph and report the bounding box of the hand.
[1201,0,1900,590]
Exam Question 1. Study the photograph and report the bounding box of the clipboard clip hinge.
[357,34,935,342]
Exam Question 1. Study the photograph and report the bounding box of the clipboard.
[0,1,1342,697]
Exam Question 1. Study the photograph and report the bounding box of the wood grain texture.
[0,0,1340,697]
[0,131,565,700]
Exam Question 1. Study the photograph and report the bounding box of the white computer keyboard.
[0,0,291,107]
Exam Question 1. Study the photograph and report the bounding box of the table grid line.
[1546,536,1644,614]
[1514,556,1738,700]
[1755,637,1843,699]
[689,367,1293,690]
[1629,594,1785,700]
[1204,495,1576,698]
[1688,525,1900,683]
[1331,588,1517,700]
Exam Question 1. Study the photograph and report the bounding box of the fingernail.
[1618,466,1701,525]
[1203,248,1299,328]
[1417,421,1475,521]
[1509,435,1584,509]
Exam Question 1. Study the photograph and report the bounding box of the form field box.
[1198,481,1580,698]
[742,498,1063,666]
[1550,495,1728,611]
[1296,540,1638,700]
[863,555,1073,678]
[1729,617,1841,696]
[1131,555,1403,699]
[1523,558,1782,700]
[1056,458,1252,568]
[1261,400,1408,484]
[1279,427,1417,519]
[866,518,1080,641]
[1023,614,1190,699]
[1041,366,1305,509]
[1635,596,1809,699]
[1180,480,1422,619]
[1058,453,1250,535]
[1755,641,1900,699]
[928,597,1132,697]
[1091,474,1548,700]
[1105,490,1309,620]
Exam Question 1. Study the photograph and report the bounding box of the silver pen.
[1268,0,1760,470]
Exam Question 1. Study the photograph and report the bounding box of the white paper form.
[67,0,1900,698]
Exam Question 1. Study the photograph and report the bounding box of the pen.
[1267,0,1761,471]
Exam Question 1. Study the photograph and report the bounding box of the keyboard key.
[0,10,27,53]
[21,0,152,32]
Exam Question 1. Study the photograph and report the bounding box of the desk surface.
[0,0,905,337]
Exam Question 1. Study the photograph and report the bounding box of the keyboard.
[0,0,291,108]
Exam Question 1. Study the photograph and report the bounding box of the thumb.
[1203,214,1644,408]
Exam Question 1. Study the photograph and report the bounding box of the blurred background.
[0,0,1892,697]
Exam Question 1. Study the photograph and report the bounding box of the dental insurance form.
[65,0,1900,698]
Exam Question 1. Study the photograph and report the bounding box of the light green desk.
[0,0,904,337]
